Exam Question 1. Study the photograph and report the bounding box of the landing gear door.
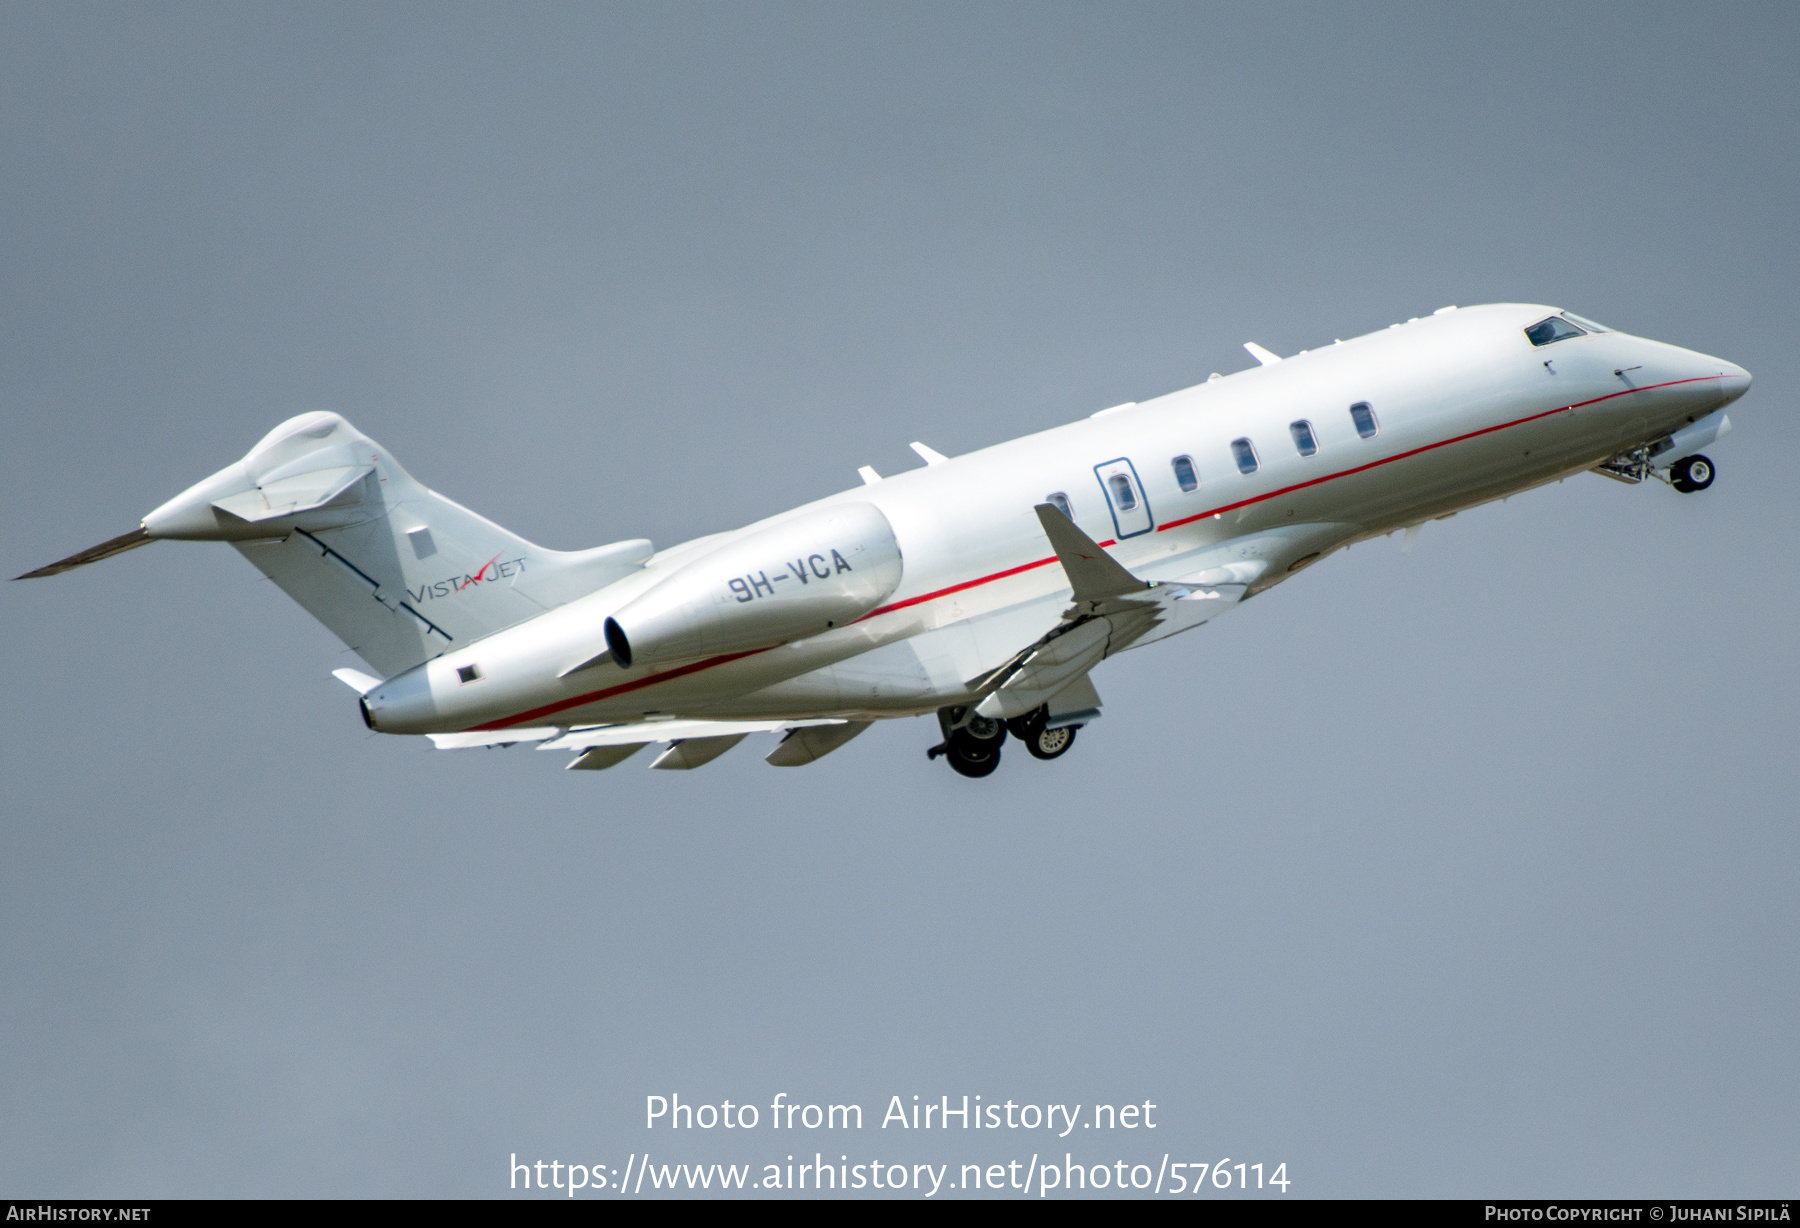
[1094,458,1154,539]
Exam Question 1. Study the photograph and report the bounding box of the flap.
[427,727,565,749]
[650,735,749,770]
[1046,673,1102,720]
[975,619,1112,719]
[538,717,844,752]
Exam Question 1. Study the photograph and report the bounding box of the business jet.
[19,304,1748,777]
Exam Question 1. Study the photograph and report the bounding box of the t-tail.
[15,412,652,679]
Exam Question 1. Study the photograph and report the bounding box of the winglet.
[1034,505,1150,603]
[1244,342,1282,366]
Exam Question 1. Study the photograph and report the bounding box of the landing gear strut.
[1670,454,1715,493]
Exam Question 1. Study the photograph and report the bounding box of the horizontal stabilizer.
[212,465,373,522]
[14,526,153,580]
[1034,504,1150,604]
[331,668,383,695]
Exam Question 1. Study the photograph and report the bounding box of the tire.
[1005,705,1079,760]
[1026,723,1077,760]
[1671,454,1714,493]
[945,730,1002,778]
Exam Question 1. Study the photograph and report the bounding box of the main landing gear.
[1007,708,1078,760]
[927,705,1079,777]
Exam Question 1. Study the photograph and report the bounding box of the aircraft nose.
[1718,360,1752,405]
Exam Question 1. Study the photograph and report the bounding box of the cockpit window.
[1560,312,1611,333]
[1525,316,1587,347]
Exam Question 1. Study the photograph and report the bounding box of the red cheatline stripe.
[1159,374,1726,531]
[470,546,1118,729]
[470,374,1725,730]
[468,647,774,730]
[857,539,1117,620]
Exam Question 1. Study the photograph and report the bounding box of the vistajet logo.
[408,554,527,603]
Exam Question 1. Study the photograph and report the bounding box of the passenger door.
[1093,458,1154,539]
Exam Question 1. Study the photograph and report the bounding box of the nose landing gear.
[1593,447,1718,493]
[1670,454,1715,493]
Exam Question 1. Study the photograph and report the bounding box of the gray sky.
[3,1,1796,1198]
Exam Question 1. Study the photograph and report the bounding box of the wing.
[971,510,1254,720]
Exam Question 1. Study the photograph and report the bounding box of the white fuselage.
[361,303,1749,736]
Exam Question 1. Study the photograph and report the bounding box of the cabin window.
[1350,402,1379,439]
[456,664,482,684]
[1230,437,1259,475]
[1524,316,1586,347]
[1171,455,1198,492]
[1107,472,1138,511]
[1289,420,1318,457]
[1045,492,1073,519]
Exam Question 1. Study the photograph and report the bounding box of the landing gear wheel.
[942,714,1005,778]
[1005,707,1079,760]
[1671,454,1715,493]
[1026,723,1077,760]
[945,738,1001,777]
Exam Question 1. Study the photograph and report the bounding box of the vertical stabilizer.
[131,412,650,677]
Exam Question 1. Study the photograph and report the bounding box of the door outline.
[1093,457,1155,539]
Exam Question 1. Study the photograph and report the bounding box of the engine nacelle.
[603,502,904,668]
